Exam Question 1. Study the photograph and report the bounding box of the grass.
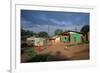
[26,54,50,62]
[24,47,50,62]
[25,47,37,58]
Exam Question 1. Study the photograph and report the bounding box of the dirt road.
[35,42,89,60]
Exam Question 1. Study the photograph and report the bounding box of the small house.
[48,35,61,45]
[52,36,61,43]
[27,36,46,46]
[60,32,70,43]
[34,38,46,46]
[59,31,82,44]
[69,32,82,44]
[27,36,35,45]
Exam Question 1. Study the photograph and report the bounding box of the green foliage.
[27,54,50,62]
[38,31,48,37]
[21,29,36,36]
[25,48,36,58]
[80,25,89,41]
[21,28,36,40]
[80,25,89,33]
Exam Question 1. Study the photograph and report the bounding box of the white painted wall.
[53,37,60,43]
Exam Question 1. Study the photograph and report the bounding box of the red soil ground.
[34,42,89,60]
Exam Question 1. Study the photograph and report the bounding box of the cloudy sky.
[21,10,89,35]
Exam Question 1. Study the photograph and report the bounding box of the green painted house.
[60,31,82,44]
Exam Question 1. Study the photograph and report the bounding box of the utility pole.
[48,25,50,37]
[75,26,77,31]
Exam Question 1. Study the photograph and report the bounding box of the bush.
[26,54,49,62]
[25,48,36,58]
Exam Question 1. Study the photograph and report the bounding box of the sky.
[21,10,89,35]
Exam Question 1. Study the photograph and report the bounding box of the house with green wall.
[60,31,82,44]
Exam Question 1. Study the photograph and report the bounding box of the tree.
[54,29,63,35]
[21,29,36,36]
[38,32,48,37]
[31,32,37,36]
[80,25,89,42]
[81,25,89,33]
[21,28,36,40]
